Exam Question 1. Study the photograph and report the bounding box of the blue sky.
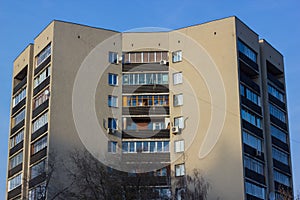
[0,0,299,198]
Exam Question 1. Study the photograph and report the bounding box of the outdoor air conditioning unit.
[160,60,167,65]
[172,126,179,134]
[256,150,262,157]
[107,128,112,134]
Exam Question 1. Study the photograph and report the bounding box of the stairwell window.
[174,140,184,153]
[109,52,118,64]
[175,163,185,177]
[172,51,182,63]
[108,118,117,130]
[174,116,184,129]
[108,95,118,107]
[173,72,183,85]
[173,94,183,107]
[108,141,117,153]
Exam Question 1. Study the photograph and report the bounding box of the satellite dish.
[44,89,50,96]
[269,191,275,200]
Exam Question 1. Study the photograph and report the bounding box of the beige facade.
[6,17,293,200]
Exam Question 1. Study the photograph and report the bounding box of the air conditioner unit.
[172,126,179,134]
[107,128,112,134]
[256,150,262,156]
[160,60,167,65]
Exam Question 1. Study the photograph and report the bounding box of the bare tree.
[278,185,293,200]
[174,169,210,200]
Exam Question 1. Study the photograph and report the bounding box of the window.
[8,173,22,191]
[123,51,168,64]
[272,147,288,165]
[240,84,261,106]
[174,140,184,153]
[174,94,183,106]
[173,72,183,85]
[268,84,284,102]
[172,51,182,63]
[122,73,168,85]
[33,88,50,109]
[174,117,184,129]
[243,131,262,152]
[109,52,118,64]
[30,160,46,179]
[238,40,257,63]
[123,95,169,107]
[36,44,51,67]
[10,130,24,149]
[271,125,287,143]
[244,156,264,175]
[108,95,118,107]
[108,118,117,130]
[241,109,261,128]
[9,151,23,169]
[245,181,265,199]
[122,141,169,153]
[28,182,46,200]
[175,163,185,176]
[32,112,48,133]
[108,141,117,153]
[269,103,286,122]
[108,73,118,86]
[13,109,25,126]
[12,88,26,107]
[34,66,51,88]
[274,170,290,186]
[32,136,47,154]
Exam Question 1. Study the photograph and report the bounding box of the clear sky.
[0,0,299,198]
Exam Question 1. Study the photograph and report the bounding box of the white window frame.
[175,163,185,177]
[174,140,184,153]
[173,72,183,85]
[174,116,184,129]
[172,51,182,63]
[108,95,118,108]
[173,94,183,107]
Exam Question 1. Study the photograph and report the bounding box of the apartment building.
[6,16,293,199]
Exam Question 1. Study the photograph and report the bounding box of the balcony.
[241,96,261,115]
[242,120,263,139]
[267,73,284,90]
[122,152,170,163]
[240,73,260,93]
[243,144,264,162]
[29,173,46,188]
[33,76,50,96]
[9,142,23,157]
[7,185,21,199]
[272,136,289,152]
[8,164,22,178]
[239,52,259,72]
[32,100,49,118]
[273,159,291,175]
[11,120,25,135]
[31,148,47,165]
[31,124,48,142]
[123,84,169,94]
[122,106,169,115]
[13,77,27,95]
[123,63,168,72]
[122,129,170,139]
[270,115,287,131]
[11,98,26,116]
[269,94,285,110]
[34,55,51,76]
[245,168,265,185]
